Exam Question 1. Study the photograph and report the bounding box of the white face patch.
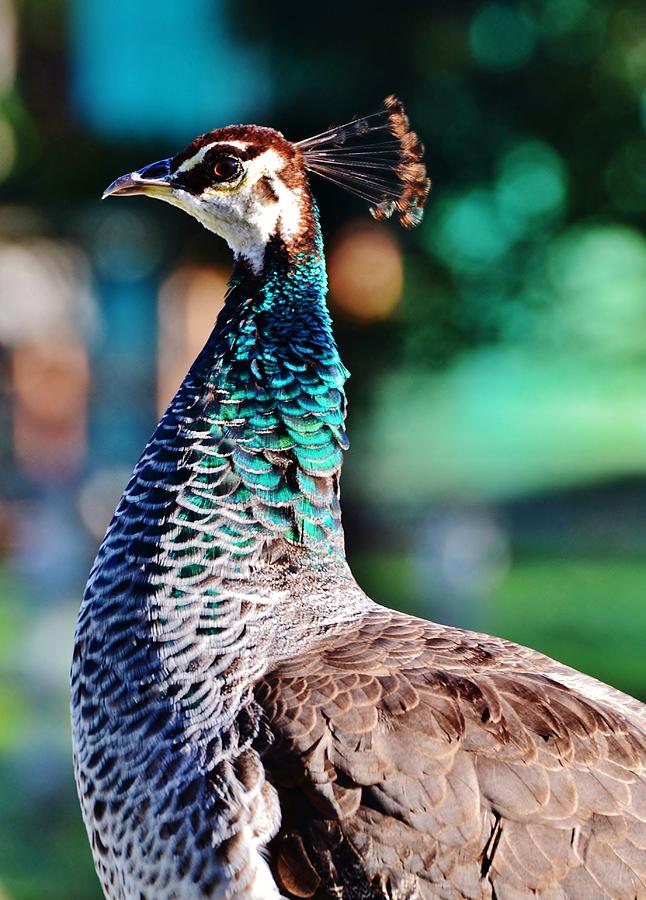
[165,147,305,273]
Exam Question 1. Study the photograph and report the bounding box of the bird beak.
[102,158,173,200]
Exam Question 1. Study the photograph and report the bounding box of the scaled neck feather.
[107,198,351,602]
[78,198,363,760]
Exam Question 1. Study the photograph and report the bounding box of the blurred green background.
[1,0,646,896]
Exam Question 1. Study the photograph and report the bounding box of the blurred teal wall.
[71,0,270,138]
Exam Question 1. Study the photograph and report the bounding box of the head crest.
[296,96,430,228]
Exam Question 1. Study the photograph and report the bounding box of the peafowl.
[72,97,646,899]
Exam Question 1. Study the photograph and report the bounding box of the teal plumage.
[201,220,349,554]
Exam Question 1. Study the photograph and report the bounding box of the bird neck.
[77,202,365,766]
[172,201,349,566]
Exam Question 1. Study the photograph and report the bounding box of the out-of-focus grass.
[492,556,646,703]
[351,551,646,703]
[350,551,424,617]
[0,766,99,900]
[0,563,101,900]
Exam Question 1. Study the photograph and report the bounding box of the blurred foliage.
[1,0,646,897]
[355,551,646,700]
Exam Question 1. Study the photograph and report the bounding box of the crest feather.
[297,96,431,228]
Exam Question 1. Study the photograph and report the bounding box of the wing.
[254,608,646,899]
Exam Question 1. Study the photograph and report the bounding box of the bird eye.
[213,156,242,183]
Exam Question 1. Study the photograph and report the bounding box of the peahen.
[72,97,646,899]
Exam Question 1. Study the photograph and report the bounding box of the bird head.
[103,97,430,272]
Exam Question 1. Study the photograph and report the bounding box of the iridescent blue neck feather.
[78,201,356,698]
[173,203,349,568]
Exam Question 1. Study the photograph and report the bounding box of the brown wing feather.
[254,608,646,899]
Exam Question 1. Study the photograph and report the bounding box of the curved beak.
[102,158,173,200]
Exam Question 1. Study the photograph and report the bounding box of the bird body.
[72,99,646,899]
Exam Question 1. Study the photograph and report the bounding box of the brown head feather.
[296,96,430,228]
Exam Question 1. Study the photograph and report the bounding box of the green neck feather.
[161,207,349,570]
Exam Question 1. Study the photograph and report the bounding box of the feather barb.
[297,96,430,228]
